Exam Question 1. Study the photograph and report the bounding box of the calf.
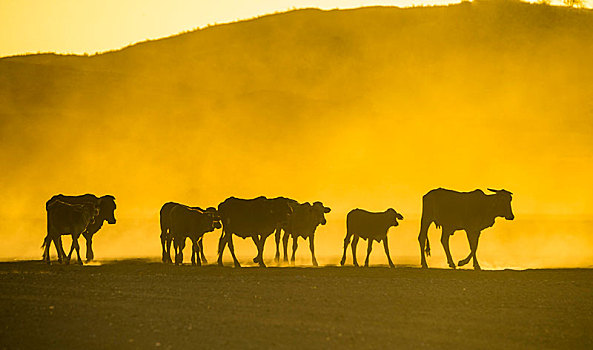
[43,200,98,265]
[160,202,217,264]
[280,201,331,266]
[340,208,403,267]
[170,205,221,265]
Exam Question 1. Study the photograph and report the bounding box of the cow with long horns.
[418,188,514,270]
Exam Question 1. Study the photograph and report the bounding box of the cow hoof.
[421,263,428,269]
[234,262,242,268]
[217,260,224,267]
[449,263,457,269]
[340,259,345,266]
[201,258,208,265]
[77,260,83,266]
[312,261,318,267]
[389,263,395,268]
[353,263,359,267]
[473,265,482,271]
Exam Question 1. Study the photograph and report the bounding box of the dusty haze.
[1,1,592,268]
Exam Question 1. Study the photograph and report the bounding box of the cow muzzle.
[108,218,116,224]
[506,214,515,220]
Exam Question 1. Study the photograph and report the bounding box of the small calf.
[340,208,403,267]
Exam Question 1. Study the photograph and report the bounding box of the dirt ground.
[0,260,591,349]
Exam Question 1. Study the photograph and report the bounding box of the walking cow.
[46,194,116,261]
[280,201,331,266]
[160,202,218,264]
[418,188,514,270]
[340,208,403,267]
[43,201,99,264]
[217,196,292,267]
[169,205,221,265]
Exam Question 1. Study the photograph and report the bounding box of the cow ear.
[324,207,331,213]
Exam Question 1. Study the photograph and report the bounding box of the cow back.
[218,196,288,236]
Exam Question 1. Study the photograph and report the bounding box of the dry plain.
[0,260,592,349]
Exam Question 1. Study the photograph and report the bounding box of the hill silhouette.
[1,0,593,265]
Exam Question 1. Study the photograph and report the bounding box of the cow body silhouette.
[279,201,331,266]
[168,205,221,265]
[45,194,116,261]
[341,208,403,267]
[160,202,218,264]
[217,196,292,267]
[418,188,514,270]
[43,201,99,264]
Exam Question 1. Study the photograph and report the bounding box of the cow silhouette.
[217,196,292,267]
[160,202,218,264]
[168,205,221,265]
[279,201,331,266]
[340,208,403,267]
[418,188,514,270]
[43,200,99,264]
[45,194,116,262]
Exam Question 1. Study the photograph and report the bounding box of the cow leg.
[340,231,353,266]
[198,237,208,264]
[274,228,281,262]
[217,230,228,266]
[42,236,51,263]
[309,236,318,267]
[351,236,360,267]
[72,235,83,265]
[440,227,456,269]
[84,233,94,262]
[255,235,267,268]
[290,236,298,264]
[53,236,66,263]
[383,236,395,268]
[191,237,197,265]
[252,236,261,264]
[165,237,173,264]
[65,237,77,265]
[458,231,473,267]
[469,231,481,270]
[191,237,201,266]
[226,233,241,268]
[418,219,431,268]
[175,237,186,265]
[282,231,290,262]
[364,239,373,267]
[160,228,170,263]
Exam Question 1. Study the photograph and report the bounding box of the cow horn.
[487,188,500,193]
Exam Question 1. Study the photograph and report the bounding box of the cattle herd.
[42,188,514,270]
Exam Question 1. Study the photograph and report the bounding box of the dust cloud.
[1,1,592,267]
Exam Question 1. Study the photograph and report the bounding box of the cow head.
[98,195,117,224]
[387,208,404,226]
[311,201,331,225]
[203,207,222,230]
[487,188,514,220]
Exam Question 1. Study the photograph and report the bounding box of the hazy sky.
[0,0,575,57]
